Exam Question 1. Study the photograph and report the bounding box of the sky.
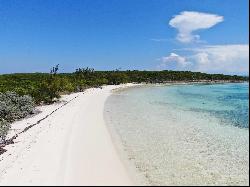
[0,0,249,75]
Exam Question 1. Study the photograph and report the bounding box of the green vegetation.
[0,92,35,142]
[0,119,9,143]
[0,65,248,142]
[0,67,248,104]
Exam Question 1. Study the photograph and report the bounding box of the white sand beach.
[0,84,135,186]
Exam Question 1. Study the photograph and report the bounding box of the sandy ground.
[0,84,134,186]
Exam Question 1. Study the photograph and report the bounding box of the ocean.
[104,83,249,185]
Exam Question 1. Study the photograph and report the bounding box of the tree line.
[0,66,248,104]
[0,66,248,143]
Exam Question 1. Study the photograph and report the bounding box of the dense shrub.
[32,77,75,104]
[0,68,248,104]
[0,119,9,143]
[0,92,35,142]
[30,65,71,104]
[32,78,61,104]
[0,92,35,122]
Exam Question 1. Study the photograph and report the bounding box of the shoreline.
[140,80,248,85]
[104,83,249,185]
[0,84,136,186]
[0,82,248,185]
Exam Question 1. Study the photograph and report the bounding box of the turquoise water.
[104,83,249,185]
[149,83,249,128]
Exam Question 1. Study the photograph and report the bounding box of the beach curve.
[0,84,134,186]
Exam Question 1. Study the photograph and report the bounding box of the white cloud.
[157,44,249,75]
[157,53,191,70]
[190,44,249,74]
[169,11,224,43]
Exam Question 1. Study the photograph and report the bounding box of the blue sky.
[0,0,249,74]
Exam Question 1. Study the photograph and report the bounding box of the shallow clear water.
[104,83,249,185]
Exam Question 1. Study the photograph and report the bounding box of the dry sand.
[0,84,135,186]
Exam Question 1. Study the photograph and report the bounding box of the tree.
[33,65,62,104]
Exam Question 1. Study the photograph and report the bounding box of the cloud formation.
[191,44,249,74]
[157,53,191,70]
[158,45,249,75]
[169,11,224,43]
